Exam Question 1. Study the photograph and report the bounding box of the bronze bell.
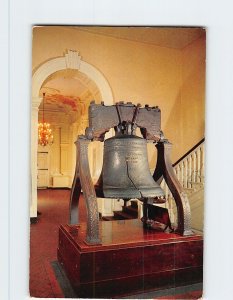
[102,134,165,200]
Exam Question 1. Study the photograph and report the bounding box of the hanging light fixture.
[38,93,54,146]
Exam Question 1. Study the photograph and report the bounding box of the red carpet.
[30,189,202,299]
[30,189,87,298]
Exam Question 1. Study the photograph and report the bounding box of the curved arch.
[30,50,114,218]
[32,50,114,105]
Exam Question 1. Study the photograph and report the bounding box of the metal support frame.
[153,141,193,235]
[69,102,193,244]
[70,136,101,244]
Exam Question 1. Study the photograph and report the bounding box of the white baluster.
[160,179,164,189]
[168,195,174,224]
[181,161,184,187]
[201,144,205,182]
[177,162,182,187]
[197,147,201,183]
[165,184,169,201]
[184,159,188,188]
[188,154,192,188]
[176,164,180,184]
[159,140,205,228]
[193,150,197,183]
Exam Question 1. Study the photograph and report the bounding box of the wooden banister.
[173,138,205,167]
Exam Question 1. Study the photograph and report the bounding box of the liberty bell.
[69,101,193,244]
[102,120,165,202]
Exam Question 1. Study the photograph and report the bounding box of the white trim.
[31,50,114,217]
[32,51,113,106]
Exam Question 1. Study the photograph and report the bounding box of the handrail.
[173,138,205,167]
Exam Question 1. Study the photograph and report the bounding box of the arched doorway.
[31,50,114,218]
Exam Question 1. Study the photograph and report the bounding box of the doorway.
[31,50,114,218]
[37,151,49,188]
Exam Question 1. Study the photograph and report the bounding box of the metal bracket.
[153,141,193,235]
[69,136,101,244]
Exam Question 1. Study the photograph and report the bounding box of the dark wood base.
[57,219,203,298]
[30,217,38,224]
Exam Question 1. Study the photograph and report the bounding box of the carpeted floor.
[30,189,203,299]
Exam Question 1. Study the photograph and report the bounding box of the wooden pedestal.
[57,219,203,298]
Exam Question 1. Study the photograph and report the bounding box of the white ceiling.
[74,26,205,49]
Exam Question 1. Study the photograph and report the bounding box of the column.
[70,122,79,180]
[30,97,41,218]
[49,125,61,176]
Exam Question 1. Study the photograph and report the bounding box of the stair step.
[114,211,136,220]
[130,200,138,209]
[101,216,115,221]
[101,202,139,222]
[123,205,138,217]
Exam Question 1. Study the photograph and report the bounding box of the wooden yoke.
[153,140,193,236]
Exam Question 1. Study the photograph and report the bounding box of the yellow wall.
[180,36,206,156]
[32,26,205,165]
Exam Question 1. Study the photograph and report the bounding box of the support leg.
[154,141,193,235]
[69,139,81,225]
[78,137,101,244]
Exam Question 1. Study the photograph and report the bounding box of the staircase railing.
[173,138,205,187]
[160,138,205,224]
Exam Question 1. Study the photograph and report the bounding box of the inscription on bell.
[125,153,142,163]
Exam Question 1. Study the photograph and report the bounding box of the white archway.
[30,50,114,218]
